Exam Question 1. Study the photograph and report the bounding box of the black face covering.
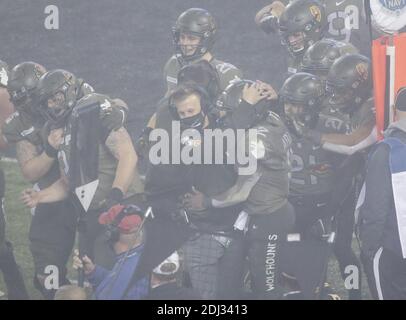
[179,112,205,131]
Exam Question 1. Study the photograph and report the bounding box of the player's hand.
[182,188,207,212]
[269,1,286,18]
[242,82,267,105]
[21,188,40,208]
[255,1,286,25]
[101,106,127,131]
[135,127,153,159]
[257,80,278,100]
[73,249,95,275]
[47,128,63,149]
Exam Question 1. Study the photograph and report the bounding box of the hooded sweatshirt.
[359,117,406,259]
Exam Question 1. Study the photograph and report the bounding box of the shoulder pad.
[266,111,284,127]
[2,111,40,144]
[76,93,112,109]
[164,55,181,86]
[212,59,241,76]
[75,93,119,121]
[80,81,95,96]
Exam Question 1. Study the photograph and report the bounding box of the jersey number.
[290,153,318,185]
[327,5,359,42]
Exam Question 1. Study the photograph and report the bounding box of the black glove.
[100,188,124,212]
[101,105,127,131]
[259,14,279,34]
[135,127,153,159]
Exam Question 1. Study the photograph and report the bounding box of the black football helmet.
[7,61,46,117]
[326,54,372,113]
[215,79,273,129]
[301,39,358,79]
[0,60,9,87]
[36,69,79,125]
[279,72,325,135]
[172,8,217,64]
[278,0,327,57]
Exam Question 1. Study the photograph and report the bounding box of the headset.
[105,204,144,243]
[168,82,212,120]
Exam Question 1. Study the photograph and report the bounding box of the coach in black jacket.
[359,87,406,300]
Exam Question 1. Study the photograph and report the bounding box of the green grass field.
[0,160,372,300]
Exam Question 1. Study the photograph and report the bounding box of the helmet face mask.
[283,99,319,136]
[286,31,306,54]
[325,83,354,109]
[175,31,203,59]
[172,8,217,64]
[7,62,46,119]
[37,69,78,126]
[279,72,324,136]
[9,88,40,120]
[9,86,35,107]
[325,54,372,114]
[278,0,326,57]
[44,91,68,122]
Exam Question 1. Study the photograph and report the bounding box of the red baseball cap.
[99,204,142,233]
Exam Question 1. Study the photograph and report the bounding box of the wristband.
[43,140,58,158]
[108,187,124,202]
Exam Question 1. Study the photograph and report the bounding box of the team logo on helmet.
[33,65,44,81]
[309,5,322,22]
[356,63,369,81]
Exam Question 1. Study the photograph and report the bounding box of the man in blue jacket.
[359,87,406,300]
[73,205,149,300]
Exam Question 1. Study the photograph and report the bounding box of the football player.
[0,59,28,300]
[164,8,242,95]
[300,38,359,82]
[20,70,137,266]
[2,62,93,299]
[256,0,372,56]
[183,79,294,299]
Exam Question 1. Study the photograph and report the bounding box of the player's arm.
[183,172,261,211]
[321,120,375,146]
[134,113,156,158]
[0,89,14,149]
[208,172,261,208]
[21,178,69,208]
[255,1,286,33]
[322,126,377,155]
[15,139,57,183]
[146,113,156,129]
[105,127,138,195]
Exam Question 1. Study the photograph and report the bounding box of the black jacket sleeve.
[359,143,392,260]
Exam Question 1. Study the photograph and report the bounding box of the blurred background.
[0,0,288,137]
